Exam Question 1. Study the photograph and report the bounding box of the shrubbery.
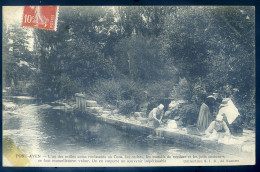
[87,77,146,111]
[118,100,136,116]
[174,103,200,126]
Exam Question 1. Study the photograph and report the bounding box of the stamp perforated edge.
[54,6,59,31]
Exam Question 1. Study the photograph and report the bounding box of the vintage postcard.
[2,6,255,167]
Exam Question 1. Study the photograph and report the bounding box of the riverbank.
[74,94,255,158]
[5,94,253,157]
[2,95,255,166]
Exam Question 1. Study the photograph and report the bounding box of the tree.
[2,23,35,87]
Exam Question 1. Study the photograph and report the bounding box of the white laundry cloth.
[167,120,178,129]
[219,99,240,124]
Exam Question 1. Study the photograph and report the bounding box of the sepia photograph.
[2,6,255,166]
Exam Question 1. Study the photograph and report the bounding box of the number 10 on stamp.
[22,6,59,31]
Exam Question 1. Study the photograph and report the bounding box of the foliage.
[88,79,120,105]
[88,77,147,111]
[2,24,35,88]
[3,6,255,128]
[118,100,136,116]
[177,103,200,126]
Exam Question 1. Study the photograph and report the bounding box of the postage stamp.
[22,6,58,31]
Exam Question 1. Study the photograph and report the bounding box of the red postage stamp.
[22,6,59,31]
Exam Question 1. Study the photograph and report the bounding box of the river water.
[3,96,237,166]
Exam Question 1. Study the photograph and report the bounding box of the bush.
[241,103,255,130]
[177,102,200,126]
[87,79,120,105]
[88,77,147,110]
[147,80,175,98]
[118,100,136,116]
[28,73,80,100]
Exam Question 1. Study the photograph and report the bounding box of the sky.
[3,6,24,27]
[3,6,34,51]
